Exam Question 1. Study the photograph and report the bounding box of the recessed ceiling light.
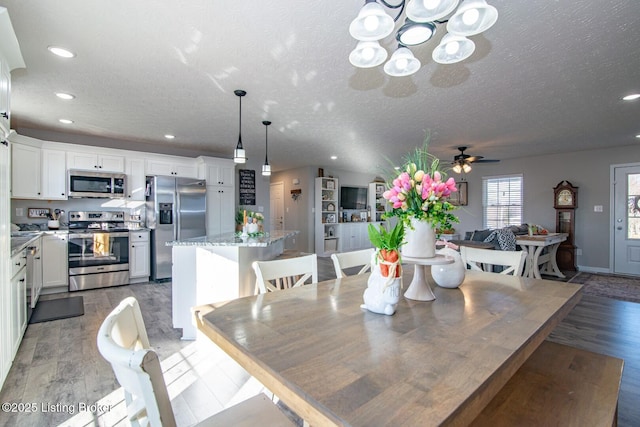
[330,155,337,160]
[55,92,75,100]
[47,46,76,58]
[622,93,640,101]
[636,134,640,139]
[164,134,175,139]
[58,119,74,124]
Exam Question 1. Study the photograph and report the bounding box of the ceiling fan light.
[462,163,472,173]
[432,33,475,64]
[406,0,460,22]
[349,1,395,41]
[349,41,388,68]
[447,0,498,36]
[384,47,421,77]
[452,163,462,174]
[396,20,436,46]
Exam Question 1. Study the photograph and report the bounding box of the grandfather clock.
[553,181,578,271]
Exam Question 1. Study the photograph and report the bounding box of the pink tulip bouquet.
[382,142,459,231]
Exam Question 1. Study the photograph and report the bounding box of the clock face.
[557,189,573,206]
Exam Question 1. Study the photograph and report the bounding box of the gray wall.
[453,145,640,272]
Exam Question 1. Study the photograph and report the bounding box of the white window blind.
[483,175,523,229]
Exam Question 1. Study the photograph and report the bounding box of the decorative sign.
[28,208,51,218]
[239,169,256,205]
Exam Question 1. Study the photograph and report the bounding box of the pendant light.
[262,120,271,176]
[233,89,247,164]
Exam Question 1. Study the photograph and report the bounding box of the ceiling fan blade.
[465,155,483,163]
[474,159,500,163]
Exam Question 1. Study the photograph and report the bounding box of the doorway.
[270,182,284,232]
[612,163,640,276]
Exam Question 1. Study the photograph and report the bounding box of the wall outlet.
[577,248,582,256]
[594,205,603,212]
[16,208,24,217]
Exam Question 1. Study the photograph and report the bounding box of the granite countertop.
[167,230,299,248]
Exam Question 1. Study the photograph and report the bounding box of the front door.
[613,164,640,275]
[270,182,285,232]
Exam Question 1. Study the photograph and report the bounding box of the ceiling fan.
[451,146,500,173]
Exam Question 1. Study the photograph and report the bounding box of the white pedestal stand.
[403,255,454,301]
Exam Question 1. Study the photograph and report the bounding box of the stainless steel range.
[68,211,129,291]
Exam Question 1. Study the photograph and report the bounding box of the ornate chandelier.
[349,0,498,77]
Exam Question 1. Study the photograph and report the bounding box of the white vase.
[431,247,465,288]
[401,217,436,258]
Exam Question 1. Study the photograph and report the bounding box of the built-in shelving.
[315,177,339,257]
[369,182,387,222]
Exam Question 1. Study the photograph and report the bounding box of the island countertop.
[166,230,299,248]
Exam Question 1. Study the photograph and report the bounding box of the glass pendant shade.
[349,41,388,67]
[233,89,247,164]
[432,33,475,64]
[447,0,498,36]
[262,164,271,176]
[233,147,246,164]
[349,1,395,41]
[396,20,436,46]
[384,47,421,76]
[406,0,460,22]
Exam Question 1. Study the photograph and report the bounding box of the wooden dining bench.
[471,340,624,427]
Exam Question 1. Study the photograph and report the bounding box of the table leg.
[404,264,436,301]
[541,243,566,278]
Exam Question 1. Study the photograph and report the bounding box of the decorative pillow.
[470,229,493,242]
[483,228,517,251]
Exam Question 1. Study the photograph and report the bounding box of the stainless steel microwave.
[68,170,126,198]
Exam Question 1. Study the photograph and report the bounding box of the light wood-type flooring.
[0,257,638,427]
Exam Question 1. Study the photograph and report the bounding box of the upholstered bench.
[471,340,624,427]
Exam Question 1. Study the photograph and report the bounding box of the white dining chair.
[460,246,527,276]
[97,297,292,427]
[331,248,374,278]
[253,254,318,293]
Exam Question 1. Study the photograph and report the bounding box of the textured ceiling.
[2,0,639,174]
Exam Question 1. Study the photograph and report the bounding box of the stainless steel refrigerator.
[146,176,206,281]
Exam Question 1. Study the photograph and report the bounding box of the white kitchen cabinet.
[10,142,41,198]
[41,149,67,199]
[201,158,235,186]
[42,233,68,289]
[207,187,235,236]
[126,158,146,201]
[9,249,26,359]
[129,230,150,282]
[11,144,67,200]
[67,151,124,172]
[146,157,198,178]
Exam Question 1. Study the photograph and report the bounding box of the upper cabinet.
[146,156,198,178]
[10,142,67,200]
[126,158,146,201]
[198,156,235,187]
[67,151,124,172]
[0,8,25,137]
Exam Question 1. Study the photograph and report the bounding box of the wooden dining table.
[194,270,582,426]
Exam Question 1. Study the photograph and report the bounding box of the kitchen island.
[168,230,299,339]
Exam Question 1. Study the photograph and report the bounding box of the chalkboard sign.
[239,169,256,205]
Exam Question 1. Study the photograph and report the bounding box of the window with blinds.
[483,175,523,229]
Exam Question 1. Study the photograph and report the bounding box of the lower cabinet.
[339,223,377,252]
[42,233,67,289]
[129,230,150,283]
[9,249,27,361]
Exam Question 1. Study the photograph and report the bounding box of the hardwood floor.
[0,258,638,427]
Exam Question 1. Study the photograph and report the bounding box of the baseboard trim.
[577,265,611,274]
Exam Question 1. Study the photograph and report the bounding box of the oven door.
[68,231,129,290]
